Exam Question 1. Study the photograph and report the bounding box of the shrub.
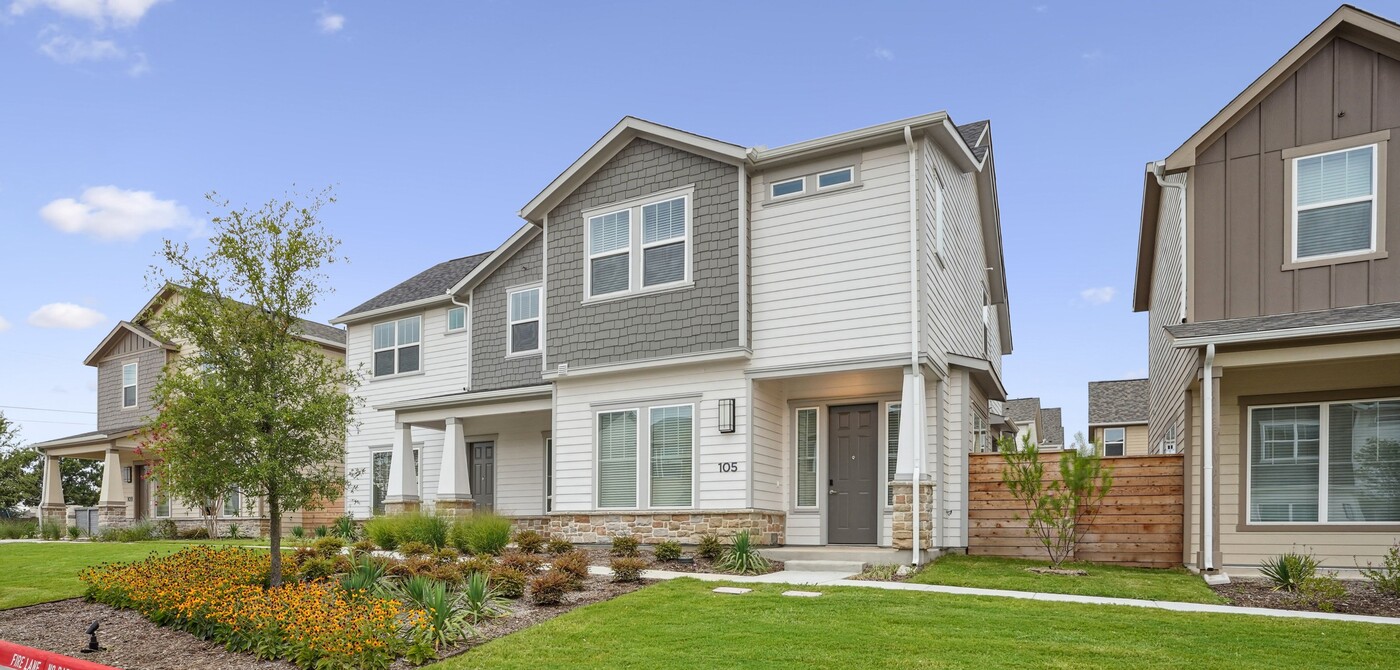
[312,535,346,558]
[450,513,513,555]
[66,525,81,539]
[551,550,591,588]
[291,545,318,567]
[154,519,178,540]
[489,566,527,599]
[400,541,433,558]
[401,513,451,548]
[696,534,723,561]
[178,526,210,540]
[41,522,62,541]
[332,514,358,541]
[1260,551,1319,592]
[1000,435,1114,569]
[386,560,413,579]
[290,525,306,540]
[610,534,640,557]
[498,550,545,574]
[717,530,771,575]
[1295,573,1348,612]
[395,575,474,649]
[434,547,461,563]
[461,554,496,578]
[364,515,400,550]
[299,556,337,581]
[1360,543,1400,597]
[462,571,510,622]
[97,521,156,542]
[405,556,437,576]
[0,519,37,539]
[314,525,329,538]
[529,570,572,605]
[547,536,574,555]
[331,554,353,574]
[352,538,377,555]
[430,562,464,587]
[653,540,682,561]
[514,530,545,554]
[610,556,647,582]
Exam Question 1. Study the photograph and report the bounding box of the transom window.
[597,402,696,509]
[1248,399,1400,524]
[507,286,541,355]
[121,362,137,408]
[1103,427,1126,457]
[446,306,467,333]
[372,316,421,377]
[818,167,853,189]
[585,189,692,299]
[771,177,805,198]
[1292,144,1377,261]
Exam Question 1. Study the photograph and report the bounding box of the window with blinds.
[649,405,693,507]
[597,410,638,508]
[641,197,687,287]
[1293,144,1376,261]
[584,189,691,299]
[1249,399,1400,524]
[796,408,818,508]
[588,210,631,296]
[507,286,541,354]
[886,403,901,505]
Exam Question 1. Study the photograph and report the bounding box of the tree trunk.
[268,487,282,586]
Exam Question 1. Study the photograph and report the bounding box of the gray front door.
[470,441,495,512]
[828,404,878,544]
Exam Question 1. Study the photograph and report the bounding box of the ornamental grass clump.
[547,536,574,555]
[450,513,513,555]
[717,530,770,575]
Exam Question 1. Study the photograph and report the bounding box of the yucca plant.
[339,555,392,597]
[717,530,771,575]
[1260,551,1319,592]
[461,571,510,623]
[396,575,474,648]
[332,514,359,541]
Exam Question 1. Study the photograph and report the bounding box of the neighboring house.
[1136,5,1400,576]
[338,111,1013,558]
[1087,379,1150,456]
[32,285,349,535]
[1039,407,1064,450]
[1002,397,1064,450]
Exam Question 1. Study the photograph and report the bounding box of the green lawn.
[434,579,1400,670]
[910,553,1226,604]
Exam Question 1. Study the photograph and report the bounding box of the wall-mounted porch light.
[122,466,133,483]
[718,399,736,434]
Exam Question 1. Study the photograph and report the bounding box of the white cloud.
[28,303,106,329]
[1079,286,1116,305]
[872,47,895,62]
[37,27,124,63]
[0,316,10,332]
[126,49,148,75]
[40,185,200,241]
[317,8,344,34]
[9,0,164,28]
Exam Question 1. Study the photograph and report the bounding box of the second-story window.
[1292,144,1377,262]
[507,286,541,355]
[121,362,137,408]
[588,209,631,296]
[1103,427,1126,457]
[584,188,692,300]
[446,306,467,333]
[372,316,421,377]
[642,197,687,287]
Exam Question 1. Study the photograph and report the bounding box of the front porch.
[34,431,146,532]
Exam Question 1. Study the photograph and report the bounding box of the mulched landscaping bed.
[1212,578,1400,618]
[575,545,784,575]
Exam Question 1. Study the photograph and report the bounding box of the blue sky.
[0,0,1381,444]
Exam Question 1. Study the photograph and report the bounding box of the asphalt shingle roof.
[1005,398,1040,424]
[339,252,492,319]
[1088,379,1149,425]
[1040,407,1064,445]
[956,120,989,161]
[1166,301,1400,340]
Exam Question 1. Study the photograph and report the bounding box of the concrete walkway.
[586,565,1400,626]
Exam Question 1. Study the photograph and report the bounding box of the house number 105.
[718,462,739,473]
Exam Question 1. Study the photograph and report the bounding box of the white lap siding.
[552,360,749,512]
[750,378,787,511]
[460,413,548,517]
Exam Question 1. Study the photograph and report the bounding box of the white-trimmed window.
[223,489,241,517]
[596,402,696,510]
[446,306,467,333]
[371,448,420,515]
[795,407,819,508]
[1103,427,1126,457]
[770,177,804,199]
[596,409,639,508]
[507,286,541,355]
[154,481,170,518]
[649,404,694,508]
[372,316,421,377]
[817,167,853,190]
[933,171,947,259]
[971,411,991,453]
[1161,424,1178,454]
[544,436,554,513]
[585,190,692,299]
[587,209,631,297]
[1292,144,1377,262]
[121,362,138,408]
[886,403,902,505]
[641,197,688,287]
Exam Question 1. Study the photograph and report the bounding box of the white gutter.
[1173,317,1400,348]
[904,125,924,565]
[1202,343,1216,572]
[1152,163,1187,323]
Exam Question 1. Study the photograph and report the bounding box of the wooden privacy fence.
[968,452,1184,568]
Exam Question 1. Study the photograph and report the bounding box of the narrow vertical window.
[121,362,137,408]
[544,437,553,513]
[154,481,170,518]
[886,403,902,505]
[588,210,631,296]
[507,287,541,355]
[371,451,391,515]
[223,489,241,517]
[649,404,694,507]
[796,408,818,508]
[597,410,638,508]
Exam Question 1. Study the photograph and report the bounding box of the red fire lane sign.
[0,641,119,670]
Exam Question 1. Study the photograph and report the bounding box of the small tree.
[144,190,358,585]
[999,433,1113,569]
[0,413,103,514]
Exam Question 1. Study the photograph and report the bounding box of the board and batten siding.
[470,233,545,391]
[344,306,471,518]
[748,142,911,369]
[551,360,749,512]
[1148,171,1197,455]
[1191,37,1400,322]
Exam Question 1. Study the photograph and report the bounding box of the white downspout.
[1153,163,1187,323]
[1202,342,1216,572]
[448,291,472,391]
[904,125,923,565]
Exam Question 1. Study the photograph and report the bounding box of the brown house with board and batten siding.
[1136,5,1400,579]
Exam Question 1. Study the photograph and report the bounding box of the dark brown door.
[828,404,878,544]
[133,464,148,520]
[470,442,495,512]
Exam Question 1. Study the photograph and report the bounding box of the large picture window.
[584,188,692,299]
[1249,399,1400,524]
[596,402,696,510]
[1292,144,1377,262]
[372,316,421,377]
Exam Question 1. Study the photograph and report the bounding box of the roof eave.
[1171,316,1400,348]
[447,224,541,296]
[82,321,176,367]
[331,294,454,326]
[1133,164,1164,313]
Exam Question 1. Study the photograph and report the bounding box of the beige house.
[1136,5,1400,577]
[1088,379,1150,456]
[1004,397,1065,450]
[33,286,349,536]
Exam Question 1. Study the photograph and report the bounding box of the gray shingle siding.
[96,345,165,434]
[471,233,545,391]
[545,138,740,368]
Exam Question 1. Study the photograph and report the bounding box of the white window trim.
[884,401,902,509]
[1290,143,1379,264]
[582,185,695,303]
[445,305,468,334]
[815,167,854,191]
[544,435,553,513]
[505,284,542,357]
[594,407,641,510]
[370,315,423,378]
[770,176,805,199]
[370,446,422,514]
[222,488,241,517]
[154,481,170,518]
[1103,427,1126,457]
[1245,397,1400,527]
[933,170,947,264]
[794,406,821,510]
[121,361,138,409]
[647,402,697,509]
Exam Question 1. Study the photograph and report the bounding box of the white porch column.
[384,422,420,513]
[98,449,124,506]
[435,418,475,516]
[894,372,924,480]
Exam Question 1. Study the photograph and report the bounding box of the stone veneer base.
[890,481,936,551]
[525,511,786,546]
